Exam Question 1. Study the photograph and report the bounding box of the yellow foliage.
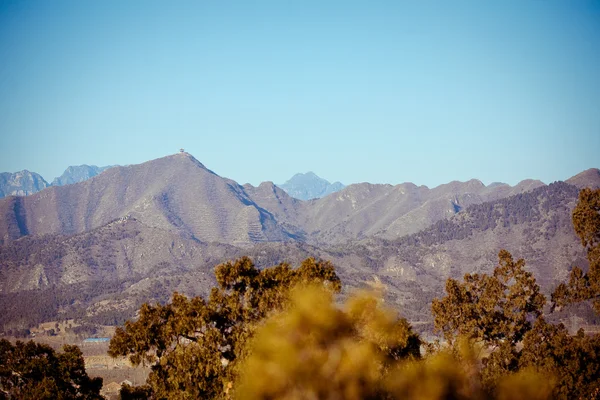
[235,286,558,400]
[496,369,555,400]
[235,285,418,400]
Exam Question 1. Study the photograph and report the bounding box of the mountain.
[0,216,241,327]
[1,180,595,332]
[297,178,545,244]
[51,165,115,186]
[278,172,345,200]
[1,154,598,332]
[331,181,597,331]
[0,153,293,245]
[566,168,600,189]
[0,170,49,198]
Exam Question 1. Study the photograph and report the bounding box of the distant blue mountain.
[51,165,115,186]
[277,172,345,200]
[0,170,49,198]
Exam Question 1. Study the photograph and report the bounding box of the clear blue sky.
[1,1,599,187]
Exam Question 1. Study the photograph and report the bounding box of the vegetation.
[108,257,341,399]
[108,187,600,399]
[431,250,600,398]
[553,187,600,313]
[1,187,598,399]
[0,339,103,399]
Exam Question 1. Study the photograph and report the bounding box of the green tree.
[552,187,600,313]
[519,318,600,399]
[431,250,546,348]
[0,339,102,400]
[108,257,341,400]
[432,248,600,398]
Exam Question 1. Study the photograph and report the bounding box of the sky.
[0,1,599,188]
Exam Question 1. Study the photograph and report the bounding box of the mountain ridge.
[0,153,294,245]
[51,164,116,186]
[1,154,597,248]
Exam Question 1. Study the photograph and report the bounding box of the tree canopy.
[552,187,600,313]
[431,250,545,348]
[431,248,600,398]
[235,285,421,400]
[0,339,103,400]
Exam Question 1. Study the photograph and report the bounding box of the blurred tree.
[235,286,553,400]
[235,285,420,400]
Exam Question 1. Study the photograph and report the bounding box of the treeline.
[107,252,599,399]
[0,279,136,331]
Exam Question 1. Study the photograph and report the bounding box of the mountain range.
[0,165,116,199]
[0,152,599,333]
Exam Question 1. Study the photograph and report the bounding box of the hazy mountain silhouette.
[278,172,345,200]
[51,164,115,186]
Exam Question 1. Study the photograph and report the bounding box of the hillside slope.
[0,153,293,245]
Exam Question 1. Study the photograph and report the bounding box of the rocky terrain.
[0,164,116,199]
[0,152,598,333]
[0,170,49,197]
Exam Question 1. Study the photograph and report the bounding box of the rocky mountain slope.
[0,153,293,245]
[0,154,598,331]
[0,170,49,197]
[565,168,600,189]
[295,178,545,244]
[278,172,345,200]
[1,180,596,332]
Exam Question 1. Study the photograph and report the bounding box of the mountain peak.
[278,172,345,200]
[51,164,115,186]
[0,170,48,198]
[566,168,600,189]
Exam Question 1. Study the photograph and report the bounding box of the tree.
[119,383,153,400]
[552,187,600,313]
[432,248,600,398]
[109,257,341,399]
[431,250,545,348]
[519,318,600,400]
[235,285,421,400]
[236,285,553,400]
[0,339,103,399]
